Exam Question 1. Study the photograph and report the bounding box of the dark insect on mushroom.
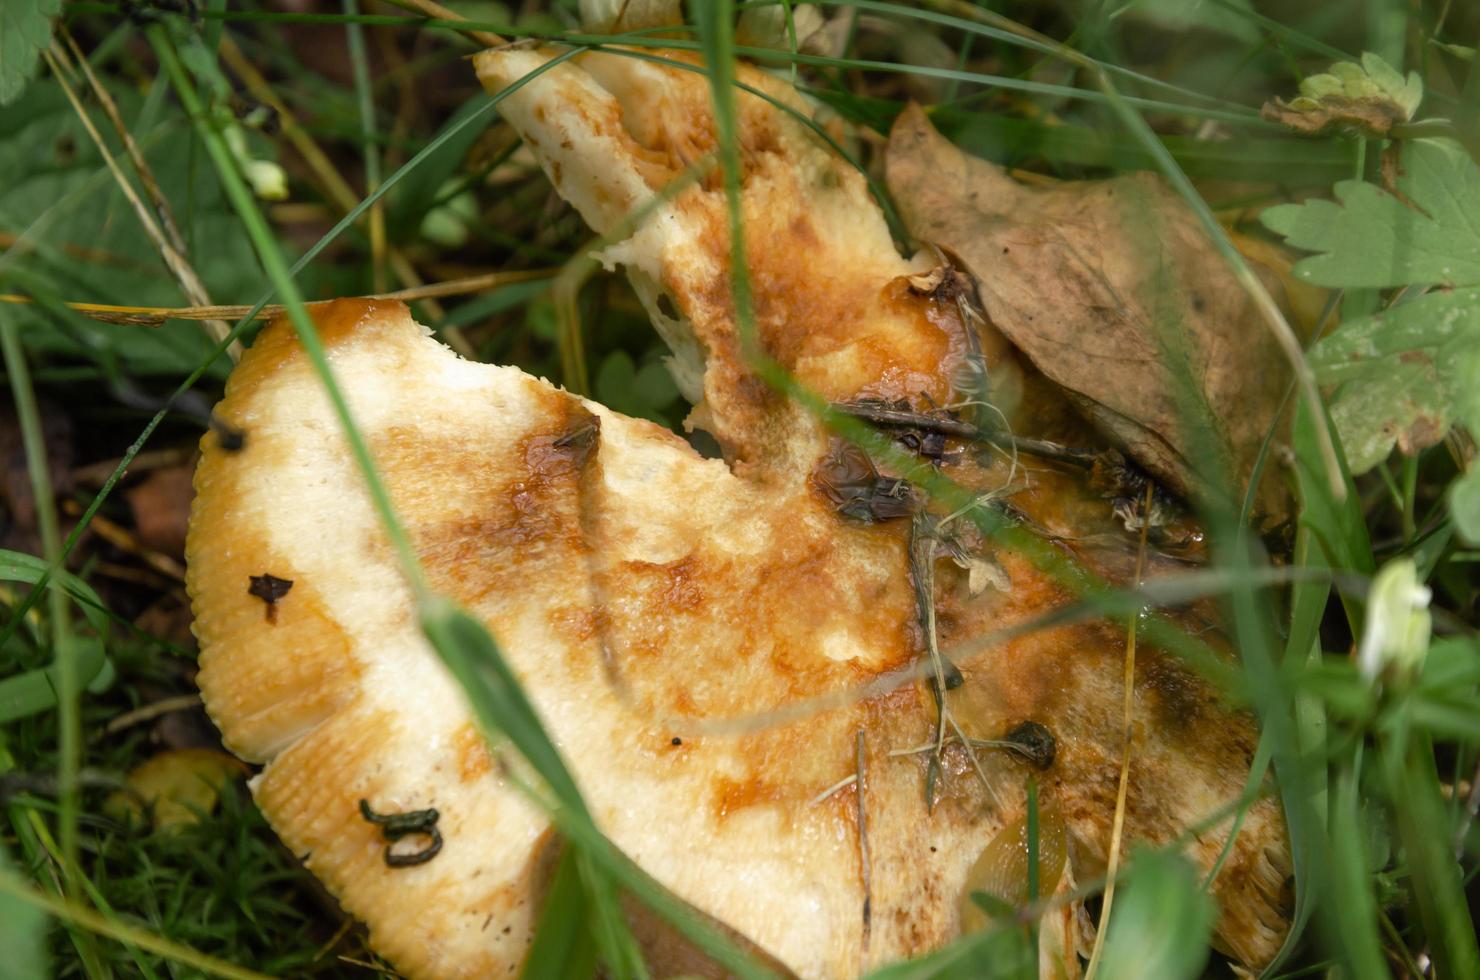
[246,573,293,624]
[359,799,444,868]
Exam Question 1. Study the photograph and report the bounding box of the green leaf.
[1310,289,1480,377]
[1261,140,1480,289]
[1096,851,1214,980]
[1325,361,1449,473]
[389,96,494,235]
[0,0,59,106]
[1262,52,1423,138]
[0,842,49,980]
[594,351,681,424]
[1269,145,1480,523]
[1450,465,1480,542]
[0,550,115,723]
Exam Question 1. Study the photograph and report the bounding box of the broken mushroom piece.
[188,44,1293,980]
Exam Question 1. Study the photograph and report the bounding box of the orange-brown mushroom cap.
[188,44,1291,980]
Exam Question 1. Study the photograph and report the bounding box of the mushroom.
[187,45,1291,979]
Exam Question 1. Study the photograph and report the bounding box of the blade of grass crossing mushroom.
[521,847,599,980]
[420,601,774,978]
[576,849,649,980]
[670,5,1248,708]
[156,26,772,978]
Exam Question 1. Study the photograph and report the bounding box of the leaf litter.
[885,104,1302,526]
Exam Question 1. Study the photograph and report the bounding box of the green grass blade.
[420,601,774,979]
[1382,733,1480,977]
[577,850,648,980]
[0,311,82,882]
[1324,760,1386,975]
[520,846,598,980]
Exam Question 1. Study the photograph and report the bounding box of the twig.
[102,695,203,735]
[909,514,949,809]
[43,44,238,358]
[381,0,507,47]
[808,773,857,807]
[0,269,554,326]
[60,501,186,582]
[833,401,1098,468]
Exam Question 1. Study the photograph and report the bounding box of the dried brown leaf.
[885,105,1296,522]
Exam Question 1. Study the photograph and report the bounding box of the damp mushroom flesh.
[187,45,1292,980]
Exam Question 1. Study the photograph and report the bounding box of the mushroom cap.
[188,44,1291,980]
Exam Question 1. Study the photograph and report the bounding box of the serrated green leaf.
[1305,288,1479,477]
[1310,288,1480,376]
[1261,140,1480,289]
[1263,52,1423,137]
[1326,360,1449,472]
[1267,142,1480,516]
[0,0,59,106]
